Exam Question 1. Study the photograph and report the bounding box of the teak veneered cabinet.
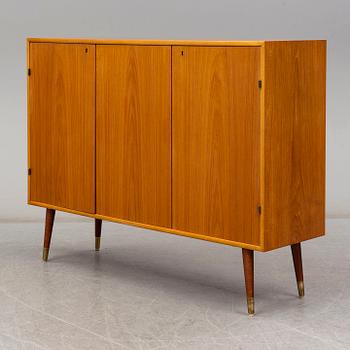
[27,38,326,314]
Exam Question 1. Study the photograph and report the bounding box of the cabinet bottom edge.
[28,200,263,251]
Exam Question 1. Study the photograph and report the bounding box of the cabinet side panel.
[172,46,261,246]
[264,41,326,251]
[28,43,96,213]
[96,45,171,228]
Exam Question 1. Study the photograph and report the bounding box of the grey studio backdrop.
[0,0,349,222]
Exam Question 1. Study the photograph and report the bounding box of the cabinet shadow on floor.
[44,223,307,314]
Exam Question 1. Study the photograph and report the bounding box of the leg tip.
[247,297,255,315]
[297,281,305,297]
[42,248,49,262]
[95,237,101,251]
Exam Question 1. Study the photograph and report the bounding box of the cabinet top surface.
[27,38,326,46]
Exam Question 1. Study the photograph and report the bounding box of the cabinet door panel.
[28,43,95,213]
[96,45,171,228]
[172,47,261,245]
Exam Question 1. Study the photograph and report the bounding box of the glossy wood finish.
[28,38,327,315]
[43,209,55,261]
[242,249,254,315]
[172,46,261,245]
[95,219,102,251]
[96,45,171,227]
[263,41,326,251]
[28,39,326,254]
[28,43,95,213]
[291,243,305,297]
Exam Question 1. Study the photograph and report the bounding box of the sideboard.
[27,38,326,314]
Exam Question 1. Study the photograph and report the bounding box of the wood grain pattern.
[28,43,95,213]
[96,45,171,228]
[27,38,264,46]
[172,46,261,245]
[27,39,326,254]
[263,41,326,251]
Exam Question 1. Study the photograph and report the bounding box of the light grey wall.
[0,0,349,221]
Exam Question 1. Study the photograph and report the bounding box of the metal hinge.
[258,80,262,88]
[257,205,262,215]
[28,68,31,76]
[28,168,31,176]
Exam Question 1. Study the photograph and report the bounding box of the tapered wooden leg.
[291,243,304,297]
[95,219,102,251]
[242,248,254,315]
[43,209,55,261]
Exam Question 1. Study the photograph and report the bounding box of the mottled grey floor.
[0,218,349,350]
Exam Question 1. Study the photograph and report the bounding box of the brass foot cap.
[297,281,305,297]
[95,237,101,251]
[42,248,49,262]
[247,297,255,315]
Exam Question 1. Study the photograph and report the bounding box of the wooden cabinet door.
[96,45,171,228]
[28,43,95,213]
[172,47,261,245]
